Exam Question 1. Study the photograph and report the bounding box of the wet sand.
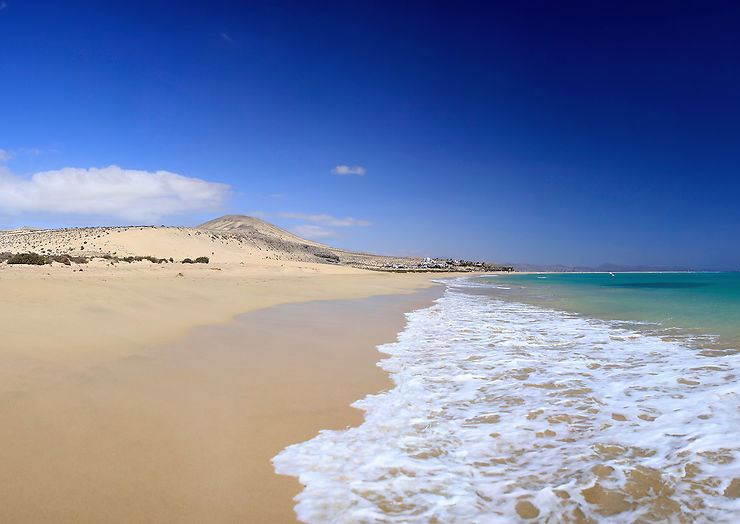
[0,284,444,523]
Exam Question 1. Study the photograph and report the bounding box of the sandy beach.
[0,259,452,522]
[3,3,736,520]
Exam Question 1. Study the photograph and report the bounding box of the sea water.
[273,273,740,522]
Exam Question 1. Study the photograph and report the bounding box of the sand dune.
[0,214,428,269]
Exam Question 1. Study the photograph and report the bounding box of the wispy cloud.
[277,212,371,240]
[257,193,285,199]
[0,165,230,222]
[220,32,232,42]
[277,212,371,227]
[288,224,338,240]
[331,165,366,176]
[0,2,7,11]
[0,147,44,161]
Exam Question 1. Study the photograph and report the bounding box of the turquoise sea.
[481,272,740,351]
[275,272,740,522]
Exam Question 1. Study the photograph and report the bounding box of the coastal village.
[383,257,514,273]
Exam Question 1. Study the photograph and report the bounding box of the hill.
[1,215,505,271]
[0,214,512,272]
[197,215,323,246]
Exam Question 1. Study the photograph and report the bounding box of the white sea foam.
[274,281,740,523]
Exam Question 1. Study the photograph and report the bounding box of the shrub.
[182,258,194,264]
[112,254,167,264]
[52,255,72,266]
[314,251,340,263]
[7,253,46,265]
[195,256,209,264]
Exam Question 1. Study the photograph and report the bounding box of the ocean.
[274,272,740,522]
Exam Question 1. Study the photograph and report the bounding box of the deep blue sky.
[1,1,738,269]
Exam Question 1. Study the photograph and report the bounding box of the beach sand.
[0,261,450,522]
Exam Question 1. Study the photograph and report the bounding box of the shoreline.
[225,288,446,522]
[0,263,456,522]
[270,274,740,522]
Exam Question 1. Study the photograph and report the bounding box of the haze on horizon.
[1,1,738,270]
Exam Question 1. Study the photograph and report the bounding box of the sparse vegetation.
[119,255,167,264]
[180,256,209,264]
[4,252,90,265]
[314,251,340,263]
[52,255,72,266]
[68,255,89,264]
[7,253,46,265]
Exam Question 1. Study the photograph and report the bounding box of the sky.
[1,1,739,270]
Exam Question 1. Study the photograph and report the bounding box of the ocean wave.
[274,283,740,523]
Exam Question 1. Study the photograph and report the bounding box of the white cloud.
[0,165,230,222]
[277,212,371,227]
[0,149,13,162]
[289,224,338,240]
[0,2,7,11]
[331,165,366,176]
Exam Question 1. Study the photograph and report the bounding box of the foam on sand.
[274,279,740,522]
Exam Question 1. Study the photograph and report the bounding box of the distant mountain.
[0,226,42,232]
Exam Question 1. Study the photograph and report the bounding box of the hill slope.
[197,215,324,246]
[1,215,504,271]
[195,215,423,268]
[0,215,420,269]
